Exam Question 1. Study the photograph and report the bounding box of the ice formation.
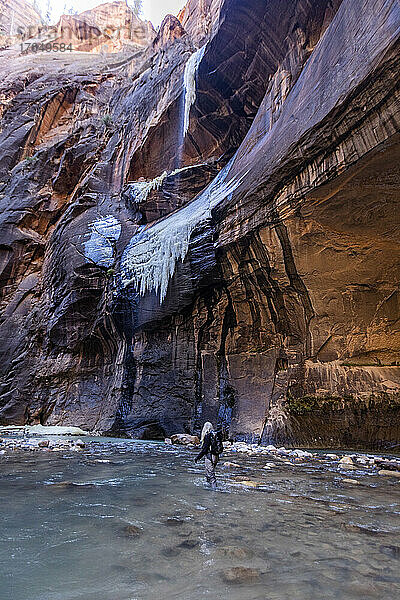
[183,45,206,137]
[126,173,168,205]
[126,164,206,205]
[120,159,247,302]
[84,215,121,268]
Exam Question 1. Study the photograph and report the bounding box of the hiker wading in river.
[195,422,223,489]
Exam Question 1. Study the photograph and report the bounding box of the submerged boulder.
[124,524,143,538]
[339,456,355,467]
[221,567,261,584]
[375,459,400,472]
[218,546,254,559]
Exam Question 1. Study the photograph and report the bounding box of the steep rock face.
[0,0,41,36]
[55,2,155,53]
[0,0,399,449]
[0,7,194,429]
[130,0,342,179]
[0,2,154,54]
[152,14,187,51]
[177,0,223,46]
[121,0,400,447]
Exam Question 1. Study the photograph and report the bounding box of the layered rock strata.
[0,0,41,37]
[0,0,399,449]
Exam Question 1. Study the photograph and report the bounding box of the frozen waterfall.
[84,215,121,268]
[126,172,168,205]
[183,45,206,137]
[126,164,207,206]
[120,159,246,302]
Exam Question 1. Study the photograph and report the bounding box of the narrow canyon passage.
[0,0,400,596]
[0,0,399,447]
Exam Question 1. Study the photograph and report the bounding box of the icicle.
[126,172,168,205]
[125,163,207,205]
[120,158,247,302]
[183,45,206,137]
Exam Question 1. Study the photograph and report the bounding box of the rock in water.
[235,480,261,488]
[124,525,142,538]
[178,539,199,549]
[341,523,382,536]
[164,517,186,527]
[292,449,313,458]
[380,545,400,559]
[378,470,400,478]
[339,456,354,465]
[219,546,254,559]
[221,567,261,584]
[161,546,182,557]
[170,434,200,445]
[375,460,400,472]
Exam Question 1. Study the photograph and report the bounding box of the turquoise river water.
[1,437,400,600]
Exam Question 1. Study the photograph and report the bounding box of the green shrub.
[102,114,113,127]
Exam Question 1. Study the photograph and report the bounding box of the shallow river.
[1,437,400,600]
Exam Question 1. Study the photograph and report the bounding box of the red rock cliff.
[0,0,399,449]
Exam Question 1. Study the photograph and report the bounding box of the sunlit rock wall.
[0,0,399,450]
[55,2,155,53]
[0,0,41,36]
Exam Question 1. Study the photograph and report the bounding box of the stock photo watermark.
[2,18,149,55]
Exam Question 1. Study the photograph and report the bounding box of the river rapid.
[1,436,400,600]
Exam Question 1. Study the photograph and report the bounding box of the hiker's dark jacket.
[195,431,219,462]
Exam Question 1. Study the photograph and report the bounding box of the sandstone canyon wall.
[0,0,399,449]
[0,0,41,37]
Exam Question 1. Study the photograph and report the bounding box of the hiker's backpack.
[210,430,224,455]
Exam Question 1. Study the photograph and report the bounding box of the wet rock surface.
[0,0,399,451]
[170,434,200,445]
[221,566,261,584]
[124,524,142,538]
[378,470,400,478]
[218,546,254,559]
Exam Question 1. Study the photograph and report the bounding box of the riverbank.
[0,425,90,436]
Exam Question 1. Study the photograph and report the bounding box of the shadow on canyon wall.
[0,0,399,449]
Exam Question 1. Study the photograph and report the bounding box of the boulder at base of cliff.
[170,434,200,445]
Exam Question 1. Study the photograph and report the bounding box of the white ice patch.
[84,215,121,268]
[126,173,168,205]
[126,164,206,205]
[120,159,247,302]
[183,45,206,137]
